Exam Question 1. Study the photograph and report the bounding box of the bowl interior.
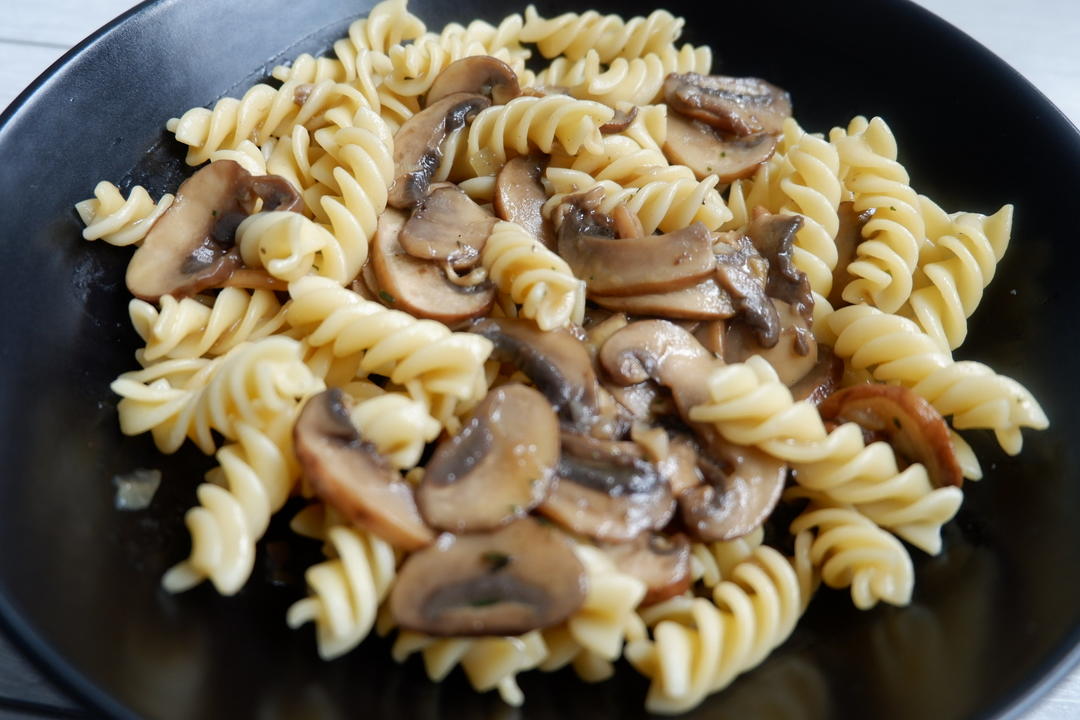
[1,0,1079,718]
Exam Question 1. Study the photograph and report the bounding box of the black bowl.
[1,0,1078,718]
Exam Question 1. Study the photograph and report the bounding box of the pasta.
[77,1,1047,713]
[481,219,586,331]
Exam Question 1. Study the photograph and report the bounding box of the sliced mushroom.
[399,183,495,270]
[418,385,559,532]
[723,300,817,386]
[372,208,494,322]
[660,434,705,497]
[663,112,778,183]
[747,210,813,328]
[539,432,675,542]
[560,221,717,297]
[714,232,779,347]
[663,73,792,136]
[600,105,639,134]
[293,389,435,551]
[389,92,491,209]
[827,202,875,309]
[425,56,521,107]
[389,517,586,636]
[677,435,787,542]
[819,385,963,488]
[788,345,843,406]
[494,155,556,250]
[126,160,301,301]
[600,533,690,606]
[590,276,736,320]
[469,317,600,429]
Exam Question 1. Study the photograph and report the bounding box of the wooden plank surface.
[0,0,1078,717]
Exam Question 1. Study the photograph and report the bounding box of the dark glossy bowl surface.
[1,1,1078,718]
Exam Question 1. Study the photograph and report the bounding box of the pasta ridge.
[520,5,684,62]
[75,182,174,247]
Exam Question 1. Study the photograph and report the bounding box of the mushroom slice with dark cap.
[828,202,875,309]
[372,208,495,322]
[677,436,787,542]
[389,517,586,636]
[494,155,556,250]
[723,300,818,386]
[663,73,792,136]
[557,213,717,296]
[293,389,435,551]
[539,432,675,542]
[600,533,691,606]
[788,345,843,406]
[714,232,780,348]
[663,112,778,184]
[469,317,600,429]
[599,105,639,134]
[399,183,495,270]
[747,210,814,328]
[126,160,301,301]
[425,56,521,107]
[819,385,964,488]
[418,384,559,532]
[590,277,736,320]
[389,92,491,209]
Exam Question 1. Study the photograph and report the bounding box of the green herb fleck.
[470,597,499,607]
[211,209,218,217]
[889,206,897,211]
[483,551,511,572]
[891,417,901,430]
[720,151,727,158]
[379,290,396,305]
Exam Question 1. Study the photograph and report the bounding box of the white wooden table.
[1,1,1079,718]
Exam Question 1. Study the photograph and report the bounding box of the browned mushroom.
[590,277,736,320]
[788,345,843,406]
[663,73,792,136]
[372,208,495,322]
[539,432,675,542]
[389,92,491,209]
[714,232,780,348]
[389,517,586,636]
[293,389,435,551]
[494,155,556,250]
[611,203,645,239]
[747,210,813,328]
[559,220,717,296]
[399,183,495,270]
[418,385,559,532]
[663,112,778,183]
[600,533,691,606]
[469,317,601,429]
[600,105,639,134]
[723,300,817,386]
[677,436,787,542]
[554,189,717,296]
[819,385,964,488]
[425,56,521,107]
[827,202,875,308]
[126,160,301,301]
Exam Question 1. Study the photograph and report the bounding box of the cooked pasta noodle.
[521,5,684,62]
[75,182,173,246]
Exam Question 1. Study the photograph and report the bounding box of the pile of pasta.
[75,0,1049,713]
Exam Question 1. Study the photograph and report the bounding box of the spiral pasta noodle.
[544,169,732,234]
[162,420,298,595]
[521,5,684,62]
[549,134,673,186]
[465,95,614,176]
[830,116,925,313]
[129,288,288,362]
[787,492,915,609]
[827,304,1048,454]
[481,219,586,331]
[904,202,1013,351]
[537,44,711,106]
[625,545,804,714]
[286,277,492,412]
[690,527,765,588]
[112,336,323,455]
[75,182,173,246]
